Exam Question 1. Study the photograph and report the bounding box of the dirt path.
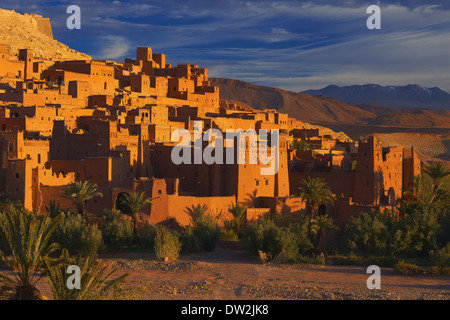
[92,247,450,300]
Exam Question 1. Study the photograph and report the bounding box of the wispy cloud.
[0,0,449,91]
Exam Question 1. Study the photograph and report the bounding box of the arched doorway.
[116,192,132,215]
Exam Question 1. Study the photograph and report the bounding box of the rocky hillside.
[211,78,375,124]
[0,8,90,61]
[211,78,450,129]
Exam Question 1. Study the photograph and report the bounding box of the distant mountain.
[210,78,450,130]
[302,84,450,110]
[210,78,375,124]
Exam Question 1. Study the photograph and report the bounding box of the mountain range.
[302,84,450,110]
[210,78,450,129]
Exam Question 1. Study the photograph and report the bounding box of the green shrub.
[294,254,325,265]
[242,218,300,262]
[343,211,390,256]
[139,222,157,252]
[394,260,423,276]
[220,229,239,241]
[179,227,197,254]
[393,205,439,255]
[332,253,361,266]
[428,266,442,276]
[52,211,103,256]
[429,243,450,268]
[154,226,181,261]
[101,210,133,251]
[194,214,221,252]
[289,221,313,255]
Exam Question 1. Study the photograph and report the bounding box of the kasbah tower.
[0,10,420,229]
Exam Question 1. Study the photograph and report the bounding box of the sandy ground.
[28,246,449,300]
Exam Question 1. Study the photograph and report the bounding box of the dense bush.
[344,205,440,257]
[139,222,157,252]
[393,205,439,255]
[154,226,181,261]
[343,211,390,256]
[178,226,197,254]
[101,209,133,251]
[242,218,302,263]
[194,214,221,252]
[52,211,103,256]
[394,260,423,276]
[294,254,326,265]
[289,220,313,254]
[429,243,450,268]
[437,208,450,247]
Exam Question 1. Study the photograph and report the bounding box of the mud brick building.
[0,45,420,227]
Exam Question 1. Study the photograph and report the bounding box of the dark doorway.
[116,192,132,215]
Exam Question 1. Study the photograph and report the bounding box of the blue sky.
[2,1,450,92]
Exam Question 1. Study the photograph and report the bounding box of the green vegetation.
[0,207,62,300]
[290,140,312,151]
[178,226,197,254]
[154,226,181,261]
[296,177,335,241]
[394,260,423,276]
[242,218,312,263]
[61,181,103,216]
[228,201,247,235]
[193,213,221,252]
[101,209,133,251]
[43,249,127,300]
[119,191,153,236]
[338,163,450,270]
[52,211,103,256]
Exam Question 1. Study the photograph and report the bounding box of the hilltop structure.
[0,41,420,227]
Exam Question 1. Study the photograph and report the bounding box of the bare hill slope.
[211,78,375,124]
[0,8,90,61]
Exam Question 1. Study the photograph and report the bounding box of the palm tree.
[45,200,62,219]
[296,177,335,240]
[310,215,336,250]
[43,249,128,300]
[0,206,63,300]
[184,204,209,224]
[228,201,247,234]
[290,140,311,151]
[61,181,103,216]
[120,191,153,236]
[423,163,450,194]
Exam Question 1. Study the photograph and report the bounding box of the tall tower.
[18,49,34,80]
[353,136,383,205]
[136,47,154,76]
